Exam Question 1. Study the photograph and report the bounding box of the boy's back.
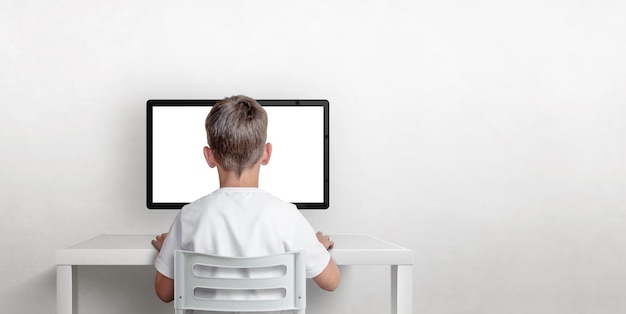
[155,188,330,280]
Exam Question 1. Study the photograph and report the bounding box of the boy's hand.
[152,233,168,252]
[316,231,334,250]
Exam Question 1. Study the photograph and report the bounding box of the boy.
[152,95,340,305]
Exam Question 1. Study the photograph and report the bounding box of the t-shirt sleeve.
[290,211,332,278]
[154,214,183,279]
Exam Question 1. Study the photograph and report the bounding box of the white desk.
[57,233,413,314]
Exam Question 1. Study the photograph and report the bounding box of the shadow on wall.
[69,264,392,314]
[6,268,56,313]
[76,265,169,314]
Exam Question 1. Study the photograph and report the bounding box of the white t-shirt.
[154,188,330,310]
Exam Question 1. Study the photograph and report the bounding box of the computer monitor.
[147,99,329,209]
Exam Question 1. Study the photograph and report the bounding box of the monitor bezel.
[146,99,330,210]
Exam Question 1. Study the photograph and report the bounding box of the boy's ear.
[261,143,272,165]
[204,146,217,168]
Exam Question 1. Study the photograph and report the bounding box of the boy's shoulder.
[178,188,301,233]
[183,188,296,213]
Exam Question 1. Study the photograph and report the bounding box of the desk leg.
[391,265,412,314]
[57,265,75,314]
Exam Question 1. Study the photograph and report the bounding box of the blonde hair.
[205,95,268,177]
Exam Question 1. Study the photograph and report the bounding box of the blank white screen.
[150,105,325,205]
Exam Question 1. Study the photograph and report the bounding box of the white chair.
[174,250,306,313]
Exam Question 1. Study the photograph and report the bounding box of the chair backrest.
[174,250,306,313]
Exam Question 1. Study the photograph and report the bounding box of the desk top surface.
[58,233,412,266]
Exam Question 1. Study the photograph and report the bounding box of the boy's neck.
[217,165,260,188]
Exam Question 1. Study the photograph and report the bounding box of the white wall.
[2,0,626,313]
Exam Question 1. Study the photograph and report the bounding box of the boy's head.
[205,95,268,178]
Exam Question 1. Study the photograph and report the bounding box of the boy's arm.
[313,258,340,291]
[313,231,341,291]
[153,232,175,302]
[155,271,175,302]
